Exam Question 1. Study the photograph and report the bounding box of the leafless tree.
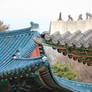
[0,20,9,32]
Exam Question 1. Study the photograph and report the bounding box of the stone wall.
[50,18,92,34]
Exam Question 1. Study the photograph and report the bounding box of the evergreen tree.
[52,61,77,81]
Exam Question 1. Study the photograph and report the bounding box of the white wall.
[50,18,92,34]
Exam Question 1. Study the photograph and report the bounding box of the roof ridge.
[0,27,31,37]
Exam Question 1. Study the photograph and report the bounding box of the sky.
[0,0,92,33]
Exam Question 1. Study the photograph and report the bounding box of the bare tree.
[0,20,9,32]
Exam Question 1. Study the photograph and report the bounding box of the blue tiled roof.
[0,27,40,74]
[0,56,43,74]
[55,76,92,92]
[0,26,92,92]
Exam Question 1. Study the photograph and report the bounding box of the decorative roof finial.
[68,15,73,21]
[30,22,39,31]
[86,12,92,19]
[78,14,83,20]
[58,12,62,20]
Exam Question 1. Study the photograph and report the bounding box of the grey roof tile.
[42,30,92,48]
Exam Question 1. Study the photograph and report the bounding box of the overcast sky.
[0,0,92,32]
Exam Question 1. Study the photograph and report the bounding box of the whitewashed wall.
[50,18,92,34]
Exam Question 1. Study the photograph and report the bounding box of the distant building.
[49,13,92,34]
